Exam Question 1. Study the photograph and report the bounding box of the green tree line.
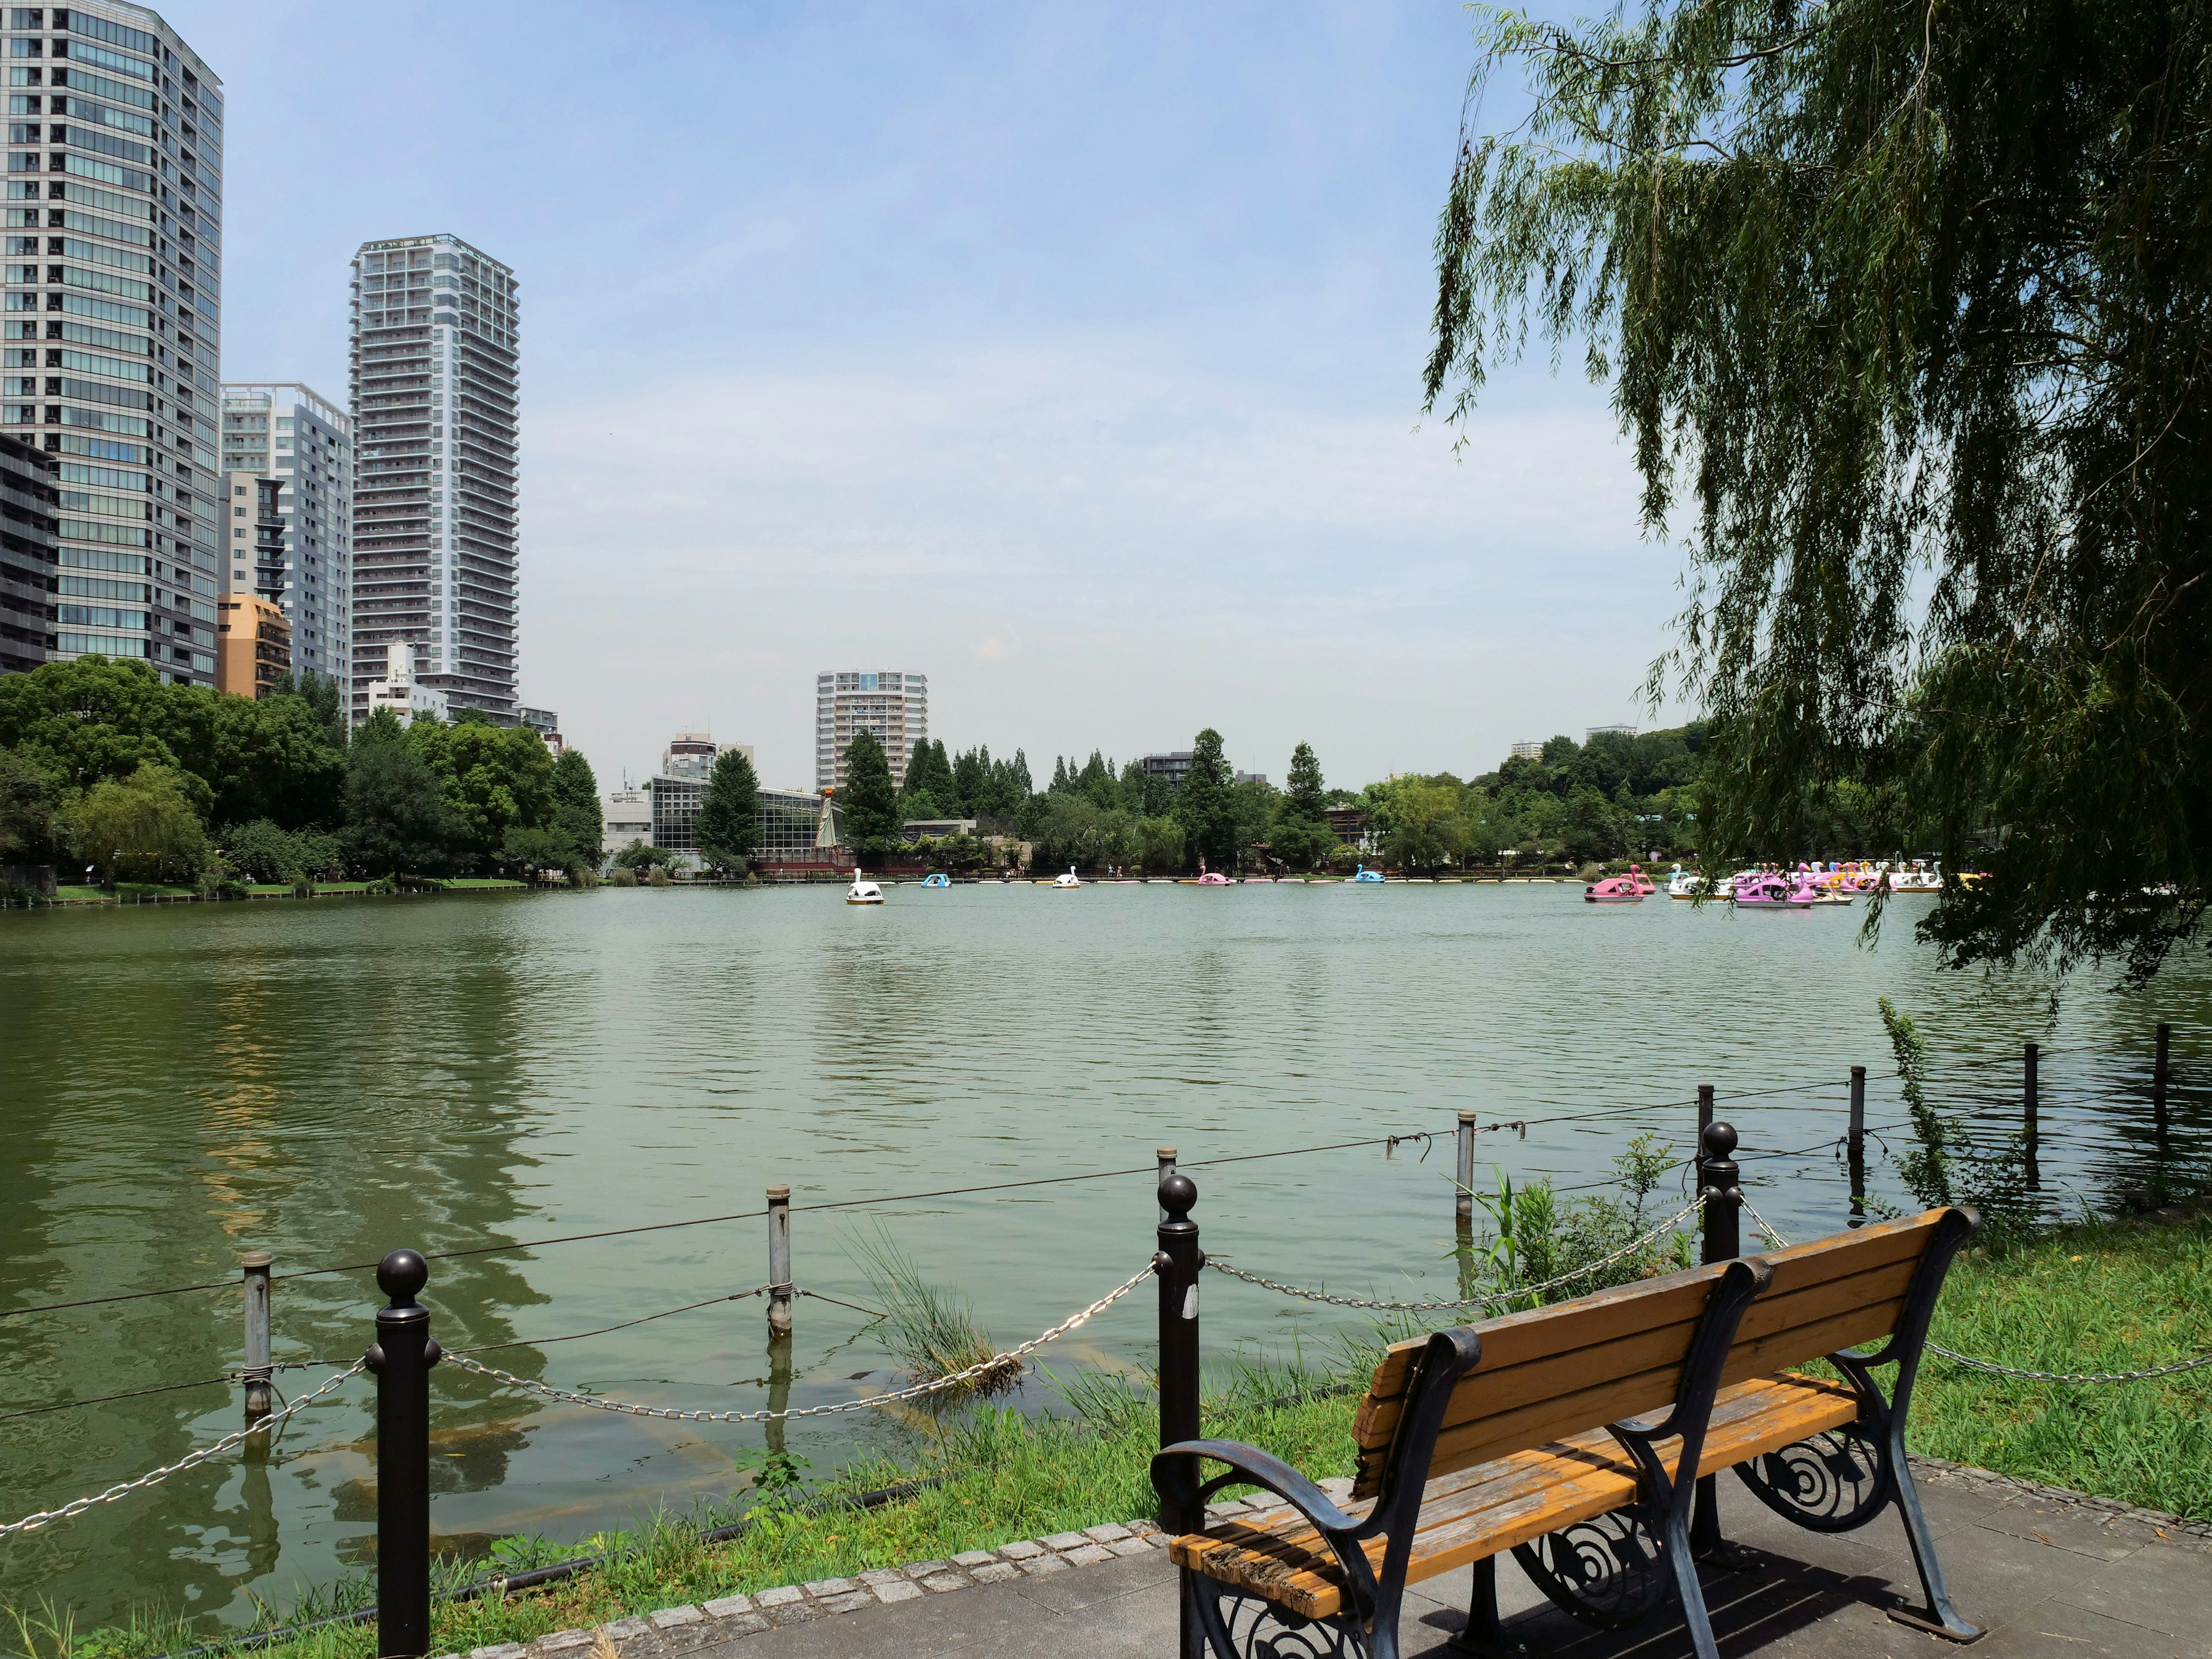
[0,657,603,889]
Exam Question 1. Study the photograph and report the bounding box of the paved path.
[594,1464,2204,1659]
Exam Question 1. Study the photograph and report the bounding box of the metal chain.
[1728,1193,2212,1386]
[0,1362,364,1539]
[1207,1199,1703,1312]
[441,1263,1157,1422]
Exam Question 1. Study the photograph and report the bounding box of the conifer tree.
[696,747,761,869]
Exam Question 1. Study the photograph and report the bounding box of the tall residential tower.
[815,669,927,791]
[1,2,223,685]
[347,232,518,724]
[219,381,349,681]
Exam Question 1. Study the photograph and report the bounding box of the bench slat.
[1176,1372,1861,1620]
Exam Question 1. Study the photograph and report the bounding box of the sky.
[167,0,1692,793]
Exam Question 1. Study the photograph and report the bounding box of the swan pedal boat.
[846,876,884,905]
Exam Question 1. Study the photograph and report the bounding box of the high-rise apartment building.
[219,381,349,682]
[815,669,927,791]
[0,3,224,685]
[347,232,518,725]
[0,429,58,674]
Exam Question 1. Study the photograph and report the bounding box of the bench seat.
[1172,1370,1859,1620]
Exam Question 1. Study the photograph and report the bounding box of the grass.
[20,1217,2208,1659]
[845,1225,1020,1397]
[1912,1210,2212,1518]
[51,884,196,903]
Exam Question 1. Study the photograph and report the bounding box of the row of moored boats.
[1585,861,1948,906]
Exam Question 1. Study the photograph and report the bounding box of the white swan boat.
[1052,867,1082,889]
[846,874,884,905]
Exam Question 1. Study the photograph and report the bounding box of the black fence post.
[1847,1066,1867,1226]
[366,1249,441,1659]
[2023,1043,2040,1189]
[1157,1171,1201,1533]
[2154,1022,2171,1154]
[1693,1122,1742,1561]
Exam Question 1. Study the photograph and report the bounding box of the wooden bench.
[1152,1206,1980,1659]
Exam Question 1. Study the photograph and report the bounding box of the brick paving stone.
[869,1580,925,1605]
[815,1591,875,1615]
[702,1613,766,1639]
[470,1645,526,1659]
[535,1633,593,1653]
[597,1620,648,1642]
[1107,1536,1155,1558]
[1016,1555,1070,1576]
[855,1569,907,1588]
[902,1560,953,1578]
[647,1606,704,1629]
[919,1573,968,1593]
[1041,1531,1090,1550]
[753,1586,803,1609]
[1063,1543,1115,1566]
[1083,1523,1133,1543]
[969,1560,1020,1584]
[997,1539,1045,1560]
[800,1578,857,1597]
[950,1550,998,1568]
[700,1596,754,1618]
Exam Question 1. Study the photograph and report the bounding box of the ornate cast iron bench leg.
[1187,1574,1372,1659]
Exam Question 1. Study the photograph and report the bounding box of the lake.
[0,881,2202,1629]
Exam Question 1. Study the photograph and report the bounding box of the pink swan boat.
[1732,870,1818,908]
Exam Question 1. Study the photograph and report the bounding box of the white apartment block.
[815,669,926,791]
[219,381,349,682]
[0,2,224,686]
[348,231,518,724]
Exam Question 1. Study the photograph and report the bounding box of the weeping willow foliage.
[1426,0,2211,981]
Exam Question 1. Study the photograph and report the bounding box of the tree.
[207,691,347,829]
[221,819,343,884]
[611,837,680,873]
[270,669,349,750]
[839,731,901,858]
[1382,779,1471,872]
[1173,728,1239,870]
[900,738,956,818]
[502,824,578,878]
[695,746,761,870]
[406,711,555,870]
[1271,741,1336,869]
[548,748,603,868]
[58,763,208,887]
[1429,0,2212,979]
[342,737,454,876]
[0,747,56,861]
[1134,815,1185,874]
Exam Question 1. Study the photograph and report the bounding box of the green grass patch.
[1911,1211,2212,1518]
[443,879,528,890]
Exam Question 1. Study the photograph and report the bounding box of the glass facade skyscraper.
[0,2,223,685]
[219,380,349,681]
[347,232,518,724]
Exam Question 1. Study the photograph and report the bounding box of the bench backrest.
[1348,1206,1969,1501]
[1719,1207,1968,1387]
[1351,1257,1747,1499]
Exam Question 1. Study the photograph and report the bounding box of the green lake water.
[0,882,2202,1629]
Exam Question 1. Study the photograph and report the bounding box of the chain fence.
[440,1261,1157,1423]
[1206,1198,1703,1313]
[0,1363,363,1539]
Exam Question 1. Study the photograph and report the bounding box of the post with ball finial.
[1692,1120,1745,1563]
[365,1249,441,1658]
[1156,1171,1202,1537]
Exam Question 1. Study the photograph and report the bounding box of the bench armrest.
[1152,1438,1363,1537]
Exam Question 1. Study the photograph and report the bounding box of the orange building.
[215,596,292,699]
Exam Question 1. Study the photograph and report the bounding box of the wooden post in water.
[241,1251,273,1421]
[1157,1147,1177,1225]
[1455,1112,1477,1225]
[2023,1043,2040,1190]
[766,1186,793,1339]
[2154,1023,2171,1154]
[1697,1084,1714,1143]
[1847,1066,1867,1225]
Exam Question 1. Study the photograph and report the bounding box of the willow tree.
[1427,0,2210,980]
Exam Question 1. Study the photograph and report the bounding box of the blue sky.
[169,0,1688,791]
